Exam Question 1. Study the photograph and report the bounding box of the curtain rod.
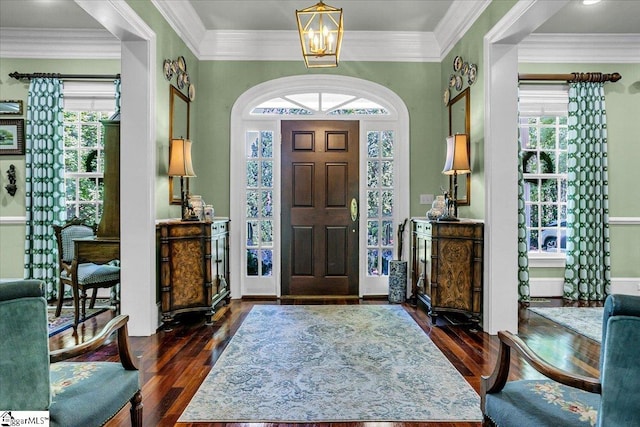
[518,72,621,83]
[9,71,120,81]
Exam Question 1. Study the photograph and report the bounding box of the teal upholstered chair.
[53,217,120,328]
[481,294,640,427]
[0,279,142,427]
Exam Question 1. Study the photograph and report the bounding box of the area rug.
[48,305,109,336]
[179,305,482,422]
[529,306,603,343]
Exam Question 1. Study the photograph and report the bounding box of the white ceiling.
[1,0,639,61]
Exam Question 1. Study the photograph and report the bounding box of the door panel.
[281,120,359,296]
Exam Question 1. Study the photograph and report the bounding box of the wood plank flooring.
[48,298,602,427]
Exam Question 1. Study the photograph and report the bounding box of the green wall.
[192,61,442,217]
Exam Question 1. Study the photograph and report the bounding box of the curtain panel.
[563,82,611,301]
[23,78,65,298]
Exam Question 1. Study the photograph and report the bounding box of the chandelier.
[296,1,343,68]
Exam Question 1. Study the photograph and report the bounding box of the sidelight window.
[366,130,395,276]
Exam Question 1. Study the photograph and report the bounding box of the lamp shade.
[296,1,343,68]
[168,138,196,177]
[442,134,471,175]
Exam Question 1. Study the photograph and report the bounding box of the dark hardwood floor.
[49,297,602,427]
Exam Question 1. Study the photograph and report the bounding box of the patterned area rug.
[48,305,109,336]
[179,305,482,422]
[529,306,604,343]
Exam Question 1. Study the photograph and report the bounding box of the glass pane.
[261,250,273,276]
[80,124,98,147]
[382,249,393,275]
[261,220,273,245]
[541,204,558,226]
[65,178,76,201]
[247,249,258,276]
[367,131,379,158]
[261,190,273,217]
[381,131,394,158]
[367,190,379,217]
[539,127,556,149]
[382,220,393,246]
[540,151,555,173]
[558,127,567,149]
[558,152,567,173]
[79,149,98,173]
[78,203,97,222]
[367,249,379,276]
[367,161,379,188]
[80,111,99,122]
[367,220,379,246]
[381,191,393,217]
[527,127,538,148]
[64,124,78,147]
[525,180,539,202]
[66,204,76,219]
[246,161,258,187]
[246,132,259,158]
[381,161,393,187]
[540,179,557,202]
[64,150,78,173]
[529,229,539,250]
[527,204,540,228]
[261,132,273,158]
[559,179,567,201]
[246,191,258,218]
[78,178,97,201]
[261,161,273,187]
[246,221,259,246]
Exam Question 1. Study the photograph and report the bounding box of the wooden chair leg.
[89,288,98,309]
[72,286,80,329]
[80,288,88,321]
[55,280,65,317]
[129,390,143,427]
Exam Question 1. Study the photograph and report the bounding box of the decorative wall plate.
[176,56,187,72]
[449,74,457,88]
[455,75,463,91]
[189,84,196,101]
[163,59,173,81]
[443,88,450,106]
[453,56,463,72]
[468,64,478,85]
[462,62,470,76]
[177,72,185,89]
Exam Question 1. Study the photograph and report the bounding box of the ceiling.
[1,0,640,33]
[1,0,639,61]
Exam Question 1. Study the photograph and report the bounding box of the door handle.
[350,198,358,222]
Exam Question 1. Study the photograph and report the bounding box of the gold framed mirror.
[448,87,470,206]
[169,85,190,205]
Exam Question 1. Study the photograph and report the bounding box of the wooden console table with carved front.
[157,219,230,327]
[411,218,484,324]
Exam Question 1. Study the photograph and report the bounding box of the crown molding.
[151,0,204,57]
[0,28,120,59]
[198,30,441,62]
[519,33,640,63]
[435,0,492,59]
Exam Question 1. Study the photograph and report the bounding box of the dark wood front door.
[281,120,359,296]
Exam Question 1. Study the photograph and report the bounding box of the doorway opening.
[230,75,410,299]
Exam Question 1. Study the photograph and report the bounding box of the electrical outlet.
[420,194,434,205]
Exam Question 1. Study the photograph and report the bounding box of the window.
[245,130,274,277]
[63,110,113,222]
[62,81,116,223]
[366,130,395,276]
[518,85,569,255]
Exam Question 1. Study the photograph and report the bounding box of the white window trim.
[230,75,410,298]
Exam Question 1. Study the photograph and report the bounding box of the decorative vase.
[427,195,446,220]
[188,195,205,221]
[388,260,408,303]
[204,205,214,222]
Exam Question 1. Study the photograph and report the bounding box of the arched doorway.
[230,75,410,299]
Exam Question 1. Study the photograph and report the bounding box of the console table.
[410,218,484,323]
[157,218,230,327]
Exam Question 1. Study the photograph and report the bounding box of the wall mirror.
[448,87,470,206]
[169,85,190,205]
[0,100,23,115]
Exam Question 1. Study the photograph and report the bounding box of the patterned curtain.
[114,78,121,114]
[23,78,66,299]
[517,134,530,301]
[563,82,611,301]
